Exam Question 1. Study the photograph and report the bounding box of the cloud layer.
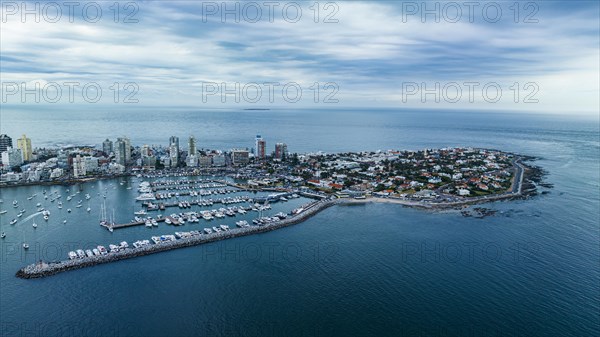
[1,1,599,113]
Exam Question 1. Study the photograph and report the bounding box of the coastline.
[14,155,543,279]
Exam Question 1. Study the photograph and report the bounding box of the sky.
[1,1,599,114]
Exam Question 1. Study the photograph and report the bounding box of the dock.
[17,198,338,279]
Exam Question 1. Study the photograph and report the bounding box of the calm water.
[0,108,598,337]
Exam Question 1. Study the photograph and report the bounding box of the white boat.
[136,193,156,201]
[0,210,6,215]
[67,209,72,212]
[10,219,17,225]
[44,215,49,221]
[87,207,91,212]
[23,243,29,249]
[134,210,147,216]
[36,203,41,207]
[32,222,37,228]
[0,232,5,238]
[63,219,67,224]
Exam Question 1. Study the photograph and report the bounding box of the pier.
[17,198,338,279]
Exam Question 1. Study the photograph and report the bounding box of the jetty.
[16,199,338,279]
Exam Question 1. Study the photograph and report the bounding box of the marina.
[17,198,337,278]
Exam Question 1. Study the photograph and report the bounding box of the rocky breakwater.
[16,199,338,279]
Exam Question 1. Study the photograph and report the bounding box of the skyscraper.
[169,136,179,150]
[102,139,113,155]
[275,143,288,160]
[0,134,12,153]
[0,134,12,165]
[114,139,127,166]
[169,143,179,167]
[255,135,266,160]
[16,134,32,162]
[169,136,180,167]
[117,136,131,162]
[188,135,197,155]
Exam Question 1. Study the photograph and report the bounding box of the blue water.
[0,108,598,336]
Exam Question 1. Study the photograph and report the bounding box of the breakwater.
[16,199,338,279]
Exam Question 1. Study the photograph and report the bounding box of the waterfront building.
[102,139,113,155]
[16,134,32,162]
[50,168,64,179]
[188,136,197,156]
[169,136,179,152]
[84,156,99,172]
[169,136,180,167]
[255,135,266,160]
[0,134,12,164]
[72,155,86,178]
[116,137,131,162]
[199,156,212,167]
[212,154,225,167]
[114,139,127,166]
[275,143,288,160]
[231,149,249,165]
[1,147,23,167]
[169,143,179,168]
[186,154,198,167]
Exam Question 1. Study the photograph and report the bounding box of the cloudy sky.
[1,1,599,114]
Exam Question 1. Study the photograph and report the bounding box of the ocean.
[0,107,598,336]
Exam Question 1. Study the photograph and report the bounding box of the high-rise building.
[0,134,12,154]
[16,134,32,162]
[255,135,266,160]
[0,134,12,165]
[102,139,113,155]
[73,155,86,178]
[169,136,179,150]
[169,136,180,167]
[114,139,127,166]
[169,143,179,168]
[188,136,197,155]
[275,143,288,160]
[116,137,131,162]
[1,147,23,167]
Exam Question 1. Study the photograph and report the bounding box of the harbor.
[16,198,338,279]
